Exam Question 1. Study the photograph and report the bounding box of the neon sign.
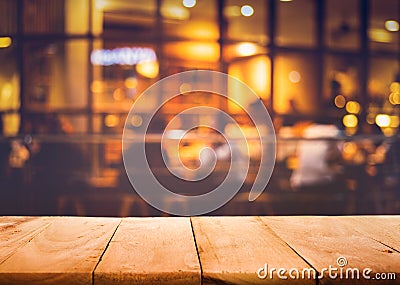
[90,47,157,66]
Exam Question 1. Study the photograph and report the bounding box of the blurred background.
[0,0,399,216]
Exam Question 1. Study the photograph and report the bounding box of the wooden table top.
[0,216,399,285]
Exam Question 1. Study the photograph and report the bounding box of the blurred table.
[0,216,399,284]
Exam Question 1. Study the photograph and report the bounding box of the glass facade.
[0,0,399,216]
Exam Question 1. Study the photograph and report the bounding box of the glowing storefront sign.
[90,47,157,66]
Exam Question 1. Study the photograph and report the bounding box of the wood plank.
[94,217,201,285]
[261,216,400,285]
[191,216,314,285]
[338,216,400,253]
[0,217,52,264]
[0,216,121,285]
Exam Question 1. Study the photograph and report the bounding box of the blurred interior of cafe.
[0,0,399,216]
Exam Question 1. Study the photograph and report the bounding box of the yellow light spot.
[124,77,138,89]
[382,127,396,137]
[179,83,192,94]
[343,114,358,128]
[130,115,143,127]
[334,95,346,108]
[345,101,361,114]
[90,80,104,93]
[343,142,357,156]
[289,71,301,83]
[389,92,400,105]
[0,37,12,48]
[104,115,119,128]
[241,5,254,17]
[236,42,257,57]
[390,82,400,93]
[113,88,125,101]
[385,20,399,32]
[375,114,390,127]
[389,116,399,128]
[136,61,159,79]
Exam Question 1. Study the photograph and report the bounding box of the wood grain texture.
[261,216,400,285]
[338,216,400,253]
[191,216,314,285]
[0,217,52,264]
[94,217,201,285]
[0,216,120,285]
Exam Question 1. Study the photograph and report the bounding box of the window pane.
[91,40,159,113]
[163,41,220,65]
[369,0,399,52]
[224,0,268,44]
[0,0,18,35]
[24,40,89,110]
[325,0,360,50]
[323,55,362,108]
[162,0,219,40]
[276,0,316,47]
[23,0,64,34]
[274,53,318,114]
[228,55,271,113]
[99,0,157,39]
[368,57,398,99]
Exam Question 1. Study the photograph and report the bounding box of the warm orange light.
[375,114,390,127]
[136,61,159,79]
[164,42,220,62]
[105,114,119,127]
[236,42,257,57]
[124,77,138,89]
[0,37,11,48]
[343,114,358,128]
[389,92,400,105]
[345,101,361,114]
[90,80,104,93]
[334,95,346,108]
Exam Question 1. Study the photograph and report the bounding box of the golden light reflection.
[90,80,104,93]
[0,37,12,48]
[389,92,400,105]
[382,127,396,137]
[236,42,257,57]
[345,101,361,114]
[161,5,190,20]
[105,114,119,127]
[343,114,358,128]
[389,115,399,128]
[334,95,346,108]
[163,42,220,62]
[2,113,20,136]
[375,114,390,127]
[136,61,159,78]
[124,77,138,89]
[113,88,125,101]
